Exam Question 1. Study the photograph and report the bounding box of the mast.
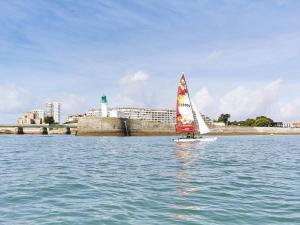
[185,74,196,137]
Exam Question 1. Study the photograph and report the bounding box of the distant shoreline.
[209,126,300,136]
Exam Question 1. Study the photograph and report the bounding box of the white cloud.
[115,70,149,107]
[0,84,89,123]
[0,83,35,114]
[192,87,215,115]
[121,71,148,83]
[59,93,88,115]
[219,79,281,119]
[280,98,300,121]
[191,80,300,121]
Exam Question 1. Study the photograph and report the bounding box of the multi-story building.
[17,112,42,125]
[109,109,125,118]
[110,107,212,125]
[86,108,101,117]
[111,107,176,124]
[45,102,61,124]
[33,109,45,121]
[291,122,300,128]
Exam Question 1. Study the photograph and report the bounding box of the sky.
[1,0,300,123]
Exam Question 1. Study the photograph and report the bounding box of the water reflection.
[171,142,207,222]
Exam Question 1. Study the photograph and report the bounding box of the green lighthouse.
[101,95,107,103]
[101,95,108,117]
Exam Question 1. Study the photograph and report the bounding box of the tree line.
[217,114,274,127]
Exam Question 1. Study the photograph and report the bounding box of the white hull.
[174,137,217,143]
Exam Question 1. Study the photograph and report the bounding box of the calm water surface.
[0,135,299,224]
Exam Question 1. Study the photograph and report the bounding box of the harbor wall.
[77,117,127,136]
[77,117,300,136]
[77,117,175,136]
[48,127,71,135]
[126,119,175,136]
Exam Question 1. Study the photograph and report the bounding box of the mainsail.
[176,74,196,133]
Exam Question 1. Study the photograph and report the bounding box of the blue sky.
[1,0,300,123]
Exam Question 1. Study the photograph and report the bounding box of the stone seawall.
[77,117,127,136]
[77,117,175,136]
[77,117,300,136]
[48,127,71,135]
[126,119,175,136]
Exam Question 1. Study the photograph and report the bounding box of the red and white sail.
[176,74,196,133]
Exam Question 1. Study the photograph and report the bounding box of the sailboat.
[174,73,217,143]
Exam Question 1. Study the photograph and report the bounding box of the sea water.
[0,135,299,225]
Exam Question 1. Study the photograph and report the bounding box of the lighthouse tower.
[101,95,108,117]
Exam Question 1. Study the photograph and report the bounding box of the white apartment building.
[32,109,45,120]
[111,107,176,124]
[86,108,101,117]
[45,102,61,124]
[109,109,125,118]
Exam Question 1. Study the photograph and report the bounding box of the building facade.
[17,112,42,125]
[291,122,300,128]
[109,109,125,118]
[86,108,101,117]
[33,109,45,120]
[45,102,61,124]
[111,107,176,124]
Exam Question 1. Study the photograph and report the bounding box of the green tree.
[231,120,238,125]
[244,118,256,126]
[44,116,55,124]
[254,116,273,127]
[217,114,231,125]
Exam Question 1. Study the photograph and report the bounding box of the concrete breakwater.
[77,117,175,136]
